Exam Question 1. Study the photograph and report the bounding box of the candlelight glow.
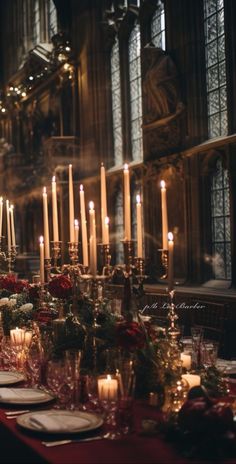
[105,216,109,225]
[39,236,44,244]
[80,184,84,191]
[43,186,46,194]
[74,219,79,227]
[168,232,174,241]
[160,180,166,189]
[124,163,129,171]
[52,175,56,182]
[136,194,141,204]
[89,201,94,210]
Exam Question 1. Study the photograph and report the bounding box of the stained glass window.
[115,188,124,264]
[211,159,231,280]
[33,0,40,45]
[128,23,143,161]
[204,0,228,138]
[151,1,165,50]
[48,0,57,38]
[111,37,123,166]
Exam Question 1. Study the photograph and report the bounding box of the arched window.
[111,37,123,166]
[151,0,165,49]
[48,0,58,38]
[115,188,124,264]
[128,23,143,161]
[203,0,228,138]
[211,159,231,280]
[33,0,40,45]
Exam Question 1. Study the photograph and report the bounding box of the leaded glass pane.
[150,1,165,50]
[204,0,228,138]
[111,37,123,166]
[211,158,231,280]
[128,24,143,161]
[48,0,57,37]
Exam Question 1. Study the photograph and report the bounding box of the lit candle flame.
[105,216,109,225]
[52,175,56,182]
[80,184,84,191]
[74,219,79,227]
[160,180,166,189]
[124,163,129,171]
[168,232,173,241]
[136,194,141,204]
[43,186,47,194]
[89,201,94,210]
[39,236,44,244]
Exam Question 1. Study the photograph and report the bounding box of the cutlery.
[5,410,30,416]
[42,435,107,447]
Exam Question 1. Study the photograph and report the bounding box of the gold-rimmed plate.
[0,371,25,386]
[17,410,103,434]
[0,388,54,405]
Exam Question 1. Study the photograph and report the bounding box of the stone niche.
[141,46,185,160]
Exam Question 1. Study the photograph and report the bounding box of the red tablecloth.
[0,399,236,464]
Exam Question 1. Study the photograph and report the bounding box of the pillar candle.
[0,197,3,237]
[42,187,50,259]
[10,204,16,247]
[103,217,109,245]
[160,180,168,250]
[39,235,45,284]
[6,199,11,251]
[98,375,118,402]
[52,176,59,242]
[74,219,79,244]
[182,374,201,390]
[24,331,33,348]
[100,163,108,244]
[168,232,174,292]
[89,201,97,276]
[80,185,89,267]
[69,164,75,242]
[124,164,131,241]
[180,353,191,370]
[136,194,143,258]
[10,327,25,347]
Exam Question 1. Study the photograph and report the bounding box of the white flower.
[8,299,17,307]
[18,303,33,312]
[0,298,9,306]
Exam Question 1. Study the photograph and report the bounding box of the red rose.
[0,274,28,293]
[116,321,146,350]
[48,275,72,299]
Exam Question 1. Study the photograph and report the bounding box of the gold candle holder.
[158,248,168,280]
[121,239,135,273]
[0,236,6,261]
[99,243,112,276]
[44,258,51,283]
[6,245,18,273]
[51,241,62,270]
[167,290,180,342]
[68,241,79,266]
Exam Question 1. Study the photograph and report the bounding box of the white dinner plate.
[17,410,103,434]
[0,388,54,405]
[0,371,25,386]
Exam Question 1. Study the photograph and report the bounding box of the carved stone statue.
[142,46,185,156]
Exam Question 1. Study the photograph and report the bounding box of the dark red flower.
[48,275,72,299]
[116,321,146,351]
[28,284,41,302]
[0,274,28,293]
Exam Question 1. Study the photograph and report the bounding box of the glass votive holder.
[116,396,134,435]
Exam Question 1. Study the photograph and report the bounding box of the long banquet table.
[0,400,236,464]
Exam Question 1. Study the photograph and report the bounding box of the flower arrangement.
[47,275,73,300]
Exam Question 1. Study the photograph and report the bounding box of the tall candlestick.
[103,216,110,245]
[42,187,50,259]
[6,199,11,251]
[89,201,97,276]
[160,180,168,250]
[69,164,75,242]
[52,176,59,242]
[39,236,45,284]
[123,164,131,241]
[74,219,79,244]
[10,205,16,246]
[0,197,3,237]
[80,185,89,267]
[168,232,174,291]
[136,194,143,258]
[101,163,108,244]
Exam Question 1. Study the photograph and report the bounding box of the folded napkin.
[0,388,47,401]
[29,413,91,432]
